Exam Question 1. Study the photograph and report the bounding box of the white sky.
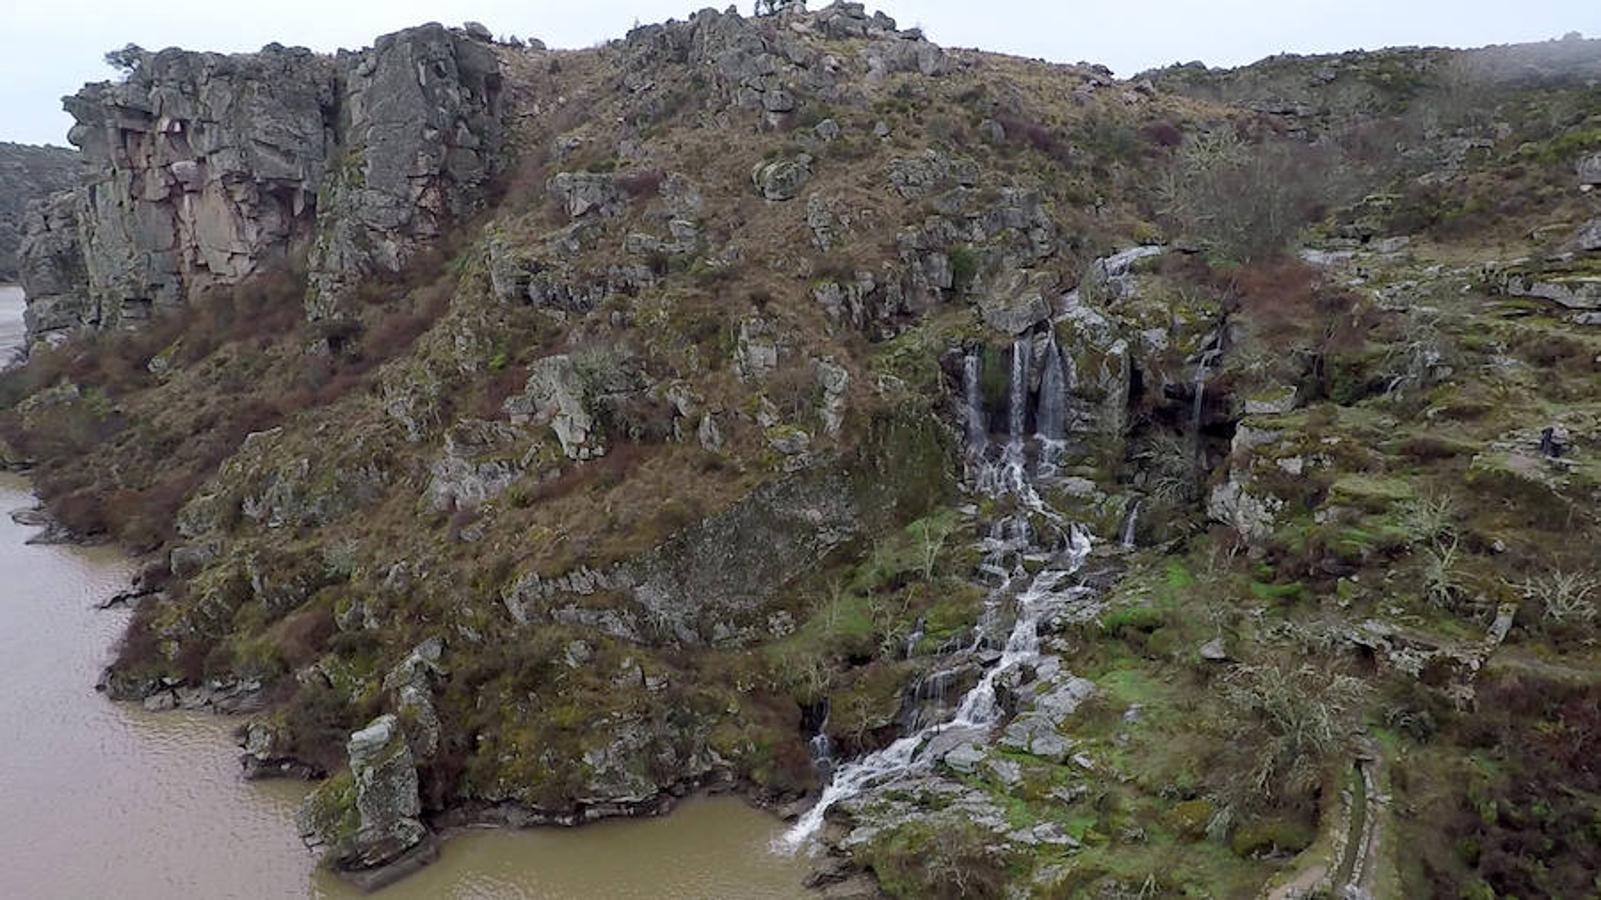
[2,0,1596,146]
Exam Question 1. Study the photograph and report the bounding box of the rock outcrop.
[0,142,79,283]
[18,23,503,342]
[306,24,503,319]
[297,714,435,886]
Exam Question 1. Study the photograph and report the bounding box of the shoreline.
[77,547,831,894]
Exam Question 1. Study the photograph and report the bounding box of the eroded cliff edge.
[21,23,501,344]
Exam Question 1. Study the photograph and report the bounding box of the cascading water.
[1121,499,1142,550]
[977,338,1031,497]
[1036,336,1067,443]
[1036,335,1069,475]
[778,343,1095,853]
[1008,336,1029,444]
[962,351,986,452]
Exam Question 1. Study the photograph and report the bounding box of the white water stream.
[779,344,1091,851]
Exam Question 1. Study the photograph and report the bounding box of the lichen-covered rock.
[423,420,533,511]
[817,358,851,437]
[24,24,502,339]
[547,172,624,219]
[504,355,602,460]
[297,714,431,876]
[735,316,780,381]
[1575,218,1601,253]
[16,191,88,346]
[58,43,334,333]
[979,269,1057,334]
[504,467,868,646]
[1505,273,1601,309]
[752,154,813,201]
[1578,150,1601,186]
[0,142,78,284]
[864,36,952,79]
[307,25,503,319]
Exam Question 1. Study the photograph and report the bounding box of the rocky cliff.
[18,22,501,345]
[5,5,1601,897]
[0,142,78,283]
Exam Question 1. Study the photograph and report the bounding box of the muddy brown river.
[0,285,809,899]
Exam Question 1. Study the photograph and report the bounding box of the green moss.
[1248,580,1309,603]
[1230,816,1316,858]
[1328,474,1415,511]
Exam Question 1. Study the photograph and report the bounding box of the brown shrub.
[112,600,162,673]
[477,364,529,419]
[1140,120,1184,149]
[103,472,203,551]
[275,604,336,670]
[616,168,665,199]
[282,679,358,776]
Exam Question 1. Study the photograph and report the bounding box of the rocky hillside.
[4,5,1601,897]
[0,142,78,282]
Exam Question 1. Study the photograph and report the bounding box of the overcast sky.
[2,0,1596,146]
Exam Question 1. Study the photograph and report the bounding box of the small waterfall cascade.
[903,617,926,659]
[805,700,834,779]
[1120,499,1142,550]
[1035,335,1068,443]
[808,731,834,777]
[1036,335,1069,474]
[962,351,986,453]
[778,343,1095,853]
[977,338,1031,497]
[903,665,963,730]
[1007,336,1029,444]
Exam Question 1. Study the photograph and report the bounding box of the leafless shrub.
[1159,132,1358,263]
[1521,571,1598,627]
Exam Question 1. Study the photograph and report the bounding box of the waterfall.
[808,732,834,778]
[1121,499,1141,550]
[962,351,986,453]
[975,338,1032,497]
[903,618,926,659]
[1007,336,1028,444]
[1036,336,1067,443]
[777,441,1094,852]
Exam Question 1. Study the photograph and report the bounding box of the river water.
[0,284,808,899]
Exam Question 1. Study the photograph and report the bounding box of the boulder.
[979,269,1058,334]
[297,714,431,876]
[547,172,624,219]
[816,358,850,437]
[735,317,780,381]
[504,356,602,460]
[1579,151,1601,186]
[752,154,813,201]
[1505,274,1601,309]
[1574,218,1601,253]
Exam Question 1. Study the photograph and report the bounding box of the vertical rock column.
[297,713,434,885]
[306,24,504,320]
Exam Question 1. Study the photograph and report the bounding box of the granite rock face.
[296,714,432,876]
[306,24,504,319]
[18,24,503,341]
[16,192,88,345]
[55,42,334,333]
